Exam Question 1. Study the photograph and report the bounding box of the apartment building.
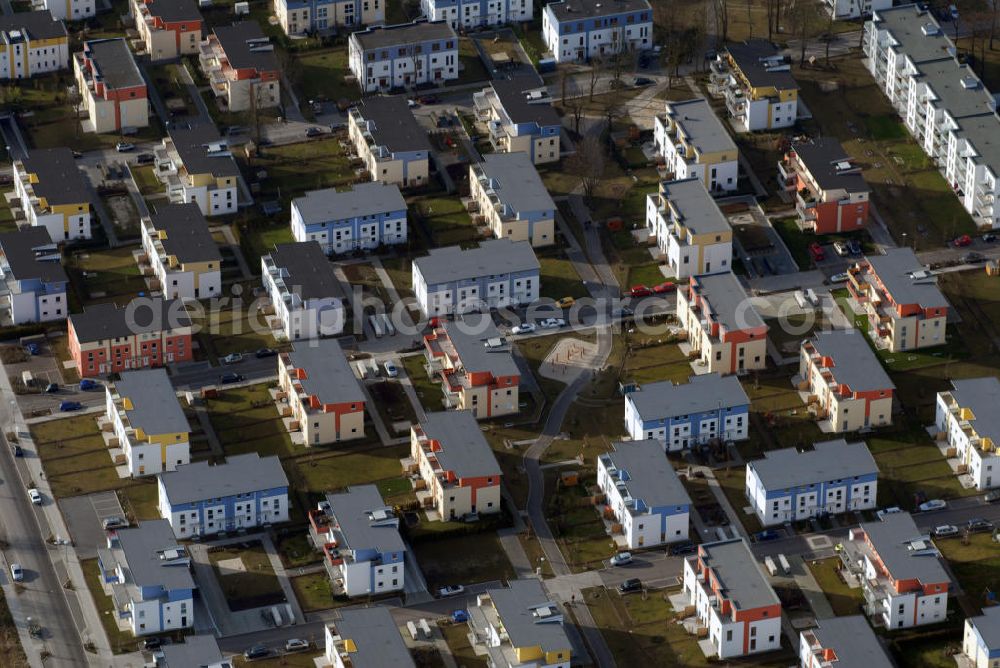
[68,297,194,377]
[422,0,531,29]
[325,607,416,668]
[799,616,894,668]
[677,271,767,375]
[652,98,739,193]
[74,38,148,133]
[413,239,539,316]
[468,580,572,668]
[936,377,1000,491]
[291,182,407,255]
[200,22,279,112]
[131,0,202,61]
[541,0,652,63]
[0,228,67,324]
[37,0,92,22]
[711,40,798,132]
[962,607,1000,668]
[12,147,91,241]
[847,248,949,352]
[0,11,68,79]
[154,122,239,216]
[646,177,732,279]
[261,241,345,341]
[423,316,520,418]
[104,369,190,477]
[825,0,890,19]
[839,512,951,629]
[348,96,431,188]
[140,204,221,300]
[157,454,289,538]
[158,636,227,668]
[95,521,194,637]
[469,151,555,246]
[597,440,691,548]
[277,0,383,37]
[746,439,879,526]
[683,538,781,658]
[407,410,502,521]
[799,329,895,433]
[309,485,406,597]
[624,373,749,450]
[348,19,458,92]
[473,75,561,164]
[779,138,870,234]
[277,339,365,445]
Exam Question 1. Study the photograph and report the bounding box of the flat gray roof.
[948,377,1000,445]
[862,512,951,585]
[968,606,1000,651]
[352,19,456,50]
[415,239,539,286]
[697,538,779,611]
[355,96,432,153]
[478,152,555,216]
[485,579,571,653]
[326,485,406,554]
[212,21,278,72]
[83,38,144,89]
[749,440,878,491]
[0,10,67,41]
[790,138,868,194]
[115,520,195,590]
[143,0,201,22]
[726,40,796,91]
[0,227,66,284]
[602,440,691,509]
[627,373,748,420]
[113,368,189,436]
[806,617,893,668]
[808,329,894,393]
[864,248,949,309]
[70,297,192,343]
[914,60,995,119]
[149,203,221,265]
[285,339,364,406]
[269,241,342,300]
[690,271,765,331]
[666,98,737,156]
[332,607,415,668]
[19,147,89,206]
[293,182,406,224]
[489,75,561,127]
[546,0,651,21]
[158,635,224,668]
[872,5,956,65]
[953,113,1000,171]
[168,122,240,178]
[419,411,501,479]
[659,178,729,236]
[159,454,287,506]
[442,315,520,378]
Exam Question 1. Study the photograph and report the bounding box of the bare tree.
[990,0,999,49]
[67,89,83,138]
[567,135,607,201]
[765,0,781,40]
[788,0,824,66]
[600,95,625,135]
[588,57,604,102]
[565,96,585,136]
[713,0,731,44]
[560,69,568,105]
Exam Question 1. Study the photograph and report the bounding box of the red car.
[809,242,825,262]
[953,234,972,247]
[629,285,653,298]
[653,281,676,294]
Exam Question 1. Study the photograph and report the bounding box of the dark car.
[44,383,59,393]
[220,373,245,384]
[967,518,994,534]
[633,76,655,87]
[305,126,323,138]
[142,637,163,651]
[669,541,696,556]
[59,401,83,412]
[754,529,780,542]
[255,348,278,358]
[618,578,642,594]
[847,239,863,255]
[24,343,40,355]
[985,489,1000,503]
[135,153,155,165]
[10,443,23,457]
[79,379,100,391]
[418,94,440,105]
[243,645,269,660]
[962,251,986,264]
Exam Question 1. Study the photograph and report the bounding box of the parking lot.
[59,491,125,559]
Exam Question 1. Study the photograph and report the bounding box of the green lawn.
[807,558,865,617]
[236,217,295,275]
[208,541,286,611]
[441,621,488,668]
[290,573,338,612]
[246,138,358,208]
[64,246,147,311]
[626,262,666,289]
[412,532,515,592]
[538,255,588,300]
[771,216,812,270]
[276,533,322,569]
[622,339,692,386]
[935,533,1000,600]
[289,443,410,494]
[412,196,479,247]
[204,383,297,458]
[292,48,360,105]
[401,354,446,413]
[131,164,163,197]
[190,296,282,361]
[868,427,976,508]
[32,416,132,498]
[457,37,490,84]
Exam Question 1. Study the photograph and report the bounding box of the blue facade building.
[276,0,384,36]
[420,0,532,30]
[291,182,407,255]
[348,20,458,93]
[542,0,652,63]
[0,227,68,324]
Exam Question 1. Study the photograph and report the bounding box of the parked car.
[847,239,863,255]
[629,285,653,298]
[255,348,277,358]
[829,272,849,283]
[10,443,23,457]
[653,281,676,294]
[438,585,465,598]
[833,241,850,257]
[876,506,902,520]
[9,563,23,582]
[949,3,959,19]
[135,153,155,165]
[967,518,994,533]
[808,242,825,262]
[102,516,128,530]
[27,488,42,505]
[962,251,986,264]
[954,234,973,247]
[919,499,947,512]
[754,529,780,542]
[219,373,245,384]
[982,233,997,243]
[142,637,164,651]
[556,296,575,309]
[79,379,99,391]
[44,383,59,393]
[115,142,134,152]
[985,489,1000,503]
[618,578,642,594]
[932,524,959,538]
[609,552,633,566]
[540,317,566,329]
[305,126,323,138]
[284,639,310,653]
[511,323,536,335]
[383,361,399,378]
[243,645,269,660]
[418,95,440,105]
[633,76,655,87]
[59,401,83,412]
[669,541,696,556]
[24,343,40,356]
[450,609,469,623]
[222,353,243,364]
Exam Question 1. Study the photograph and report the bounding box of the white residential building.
[645,177,732,279]
[962,607,1000,668]
[348,20,458,93]
[421,0,531,29]
[325,607,416,668]
[140,203,221,301]
[290,182,407,255]
[37,0,93,22]
[711,40,799,132]
[468,580,573,667]
[799,616,894,668]
[541,0,652,63]
[652,98,739,193]
[153,122,239,217]
[261,241,345,341]
[0,11,68,79]
[936,378,1000,491]
[12,147,92,242]
[824,0,890,20]
[0,228,68,325]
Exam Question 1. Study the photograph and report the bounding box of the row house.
[936,377,1000,491]
[624,373,750,450]
[469,151,555,247]
[325,607,417,668]
[12,147,91,241]
[277,0,383,37]
[422,0,531,30]
[799,616,894,668]
[140,203,221,300]
[158,454,289,538]
[423,316,520,418]
[0,11,68,79]
[277,339,365,445]
[95,521,194,637]
[200,21,279,112]
[711,40,798,132]
[159,636,226,668]
[68,297,194,377]
[652,98,739,193]
[413,238,539,316]
[261,241,345,341]
[348,19,458,92]
[131,0,202,62]
[405,410,503,521]
[645,177,732,279]
[798,329,895,433]
[597,439,691,548]
[0,228,67,324]
[74,38,148,133]
[309,484,406,597]
[153,122,239,217]
[104,368,190,477]
[824,0,890,20]
[746,439,879,527]
[35,0,93,22]
[348,96,431,188]
[779,138,870,234]
[468,580,572,668]
[962,607,1000,668]
[291,182,407,255]
[847,248,949,352]
[839,512,951,629]
[677,270,768,375]
[541,0,651,63]
[683,538,782,658]
[473,75,561,164]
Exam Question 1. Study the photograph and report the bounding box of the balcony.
[777,159,797,190]
[725,88,747,118]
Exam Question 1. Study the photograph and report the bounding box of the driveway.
[59,491,125,560]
